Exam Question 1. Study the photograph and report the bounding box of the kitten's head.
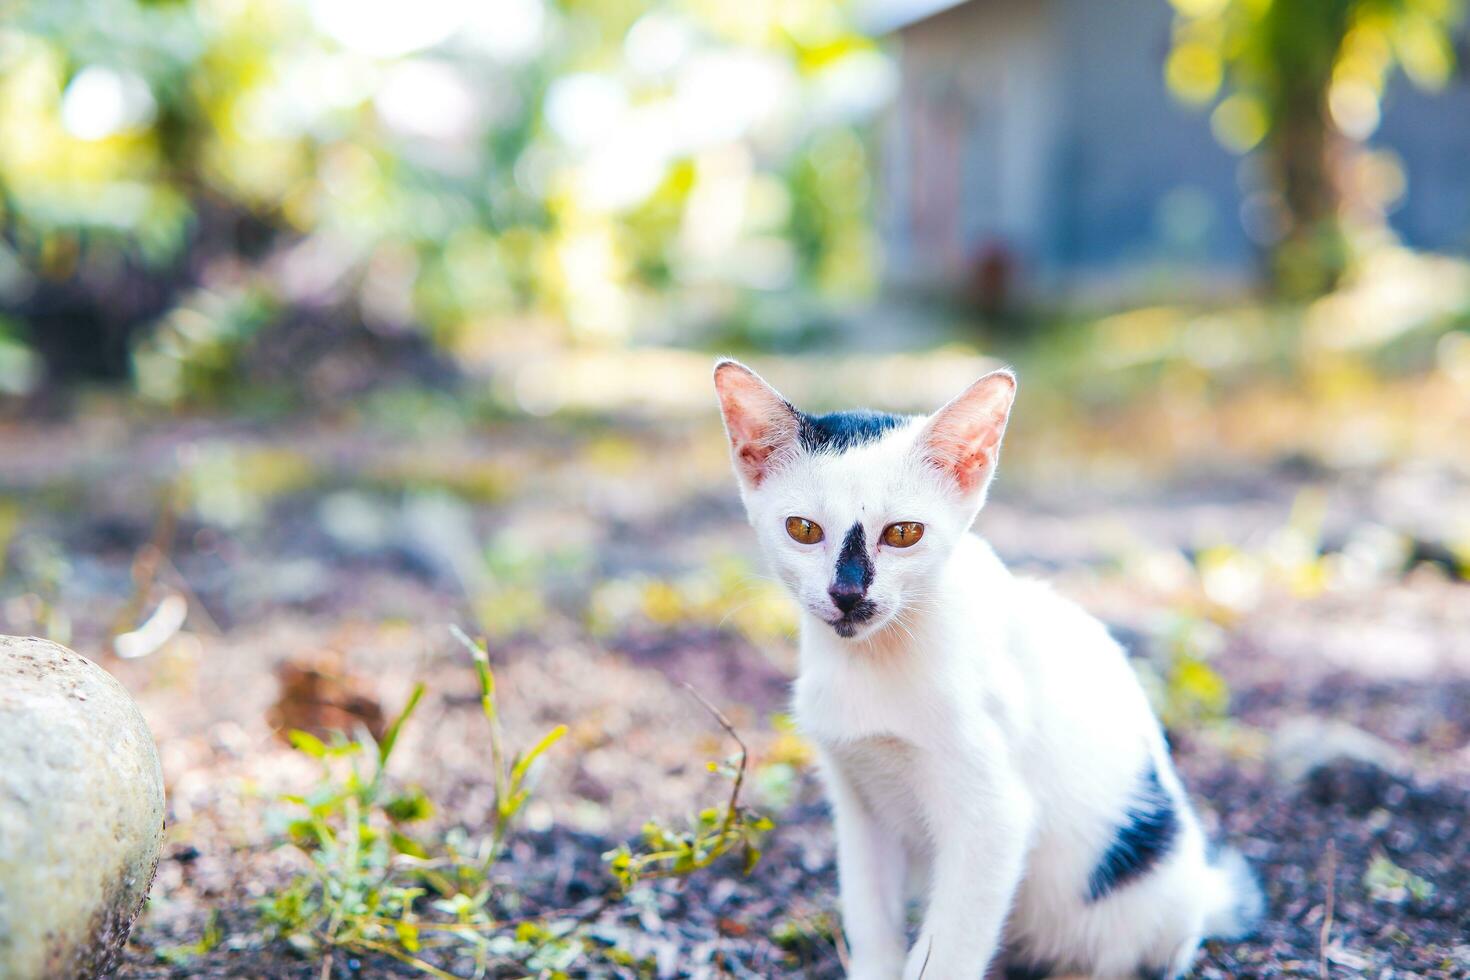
[713,359,1016,643]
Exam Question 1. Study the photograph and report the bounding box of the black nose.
[829,583,865,614]
[829,521,874,616]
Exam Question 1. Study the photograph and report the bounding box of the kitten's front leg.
[822,757,908,980]
[903,772,1032,980]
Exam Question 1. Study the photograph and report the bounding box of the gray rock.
[0,636,165,979]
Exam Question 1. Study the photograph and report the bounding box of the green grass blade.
[509,724,568,789]
[379,683,427,769]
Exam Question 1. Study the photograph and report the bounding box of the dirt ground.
[2,405,1467,979]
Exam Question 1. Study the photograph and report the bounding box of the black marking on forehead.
[832,521,874,593]
[796,409,907,454]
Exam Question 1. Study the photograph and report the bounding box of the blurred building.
[867,0,1470,303]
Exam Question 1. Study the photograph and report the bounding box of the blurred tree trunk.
[1169,0,1464,299]
[1261,0,1354,298]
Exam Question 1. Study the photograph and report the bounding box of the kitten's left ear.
[713,359,801,487]
[916,368,1017,497]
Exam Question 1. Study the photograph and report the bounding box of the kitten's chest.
[827,735,930,838]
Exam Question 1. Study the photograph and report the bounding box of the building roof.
[857,0,973,34]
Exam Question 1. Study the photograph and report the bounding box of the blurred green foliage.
[1166,0,1465,296]
[1363,851,1437,904]
[0,0,886,395]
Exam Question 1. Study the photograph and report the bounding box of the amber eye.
[785,517,824,544]
[882,522,924,548]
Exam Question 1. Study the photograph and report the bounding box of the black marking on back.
[833,522,874,592]
[1004,964,1056,980]
[797,409,906,454]
[1086,760,1180,903]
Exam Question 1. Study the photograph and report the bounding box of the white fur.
[713,361,1257,980]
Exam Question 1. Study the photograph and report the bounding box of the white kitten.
[713,360,1261,980]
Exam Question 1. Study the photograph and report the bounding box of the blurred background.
[1,0,1468,975]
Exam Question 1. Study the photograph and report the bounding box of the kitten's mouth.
[827,600,878,638]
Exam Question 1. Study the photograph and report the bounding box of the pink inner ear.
[738,442,775,479]
[921,372,1015,495]
[715,362,796,486]
[947,443,993,493]
[724,397,772,449]
[730,408,795,486]
[931,430,996,494]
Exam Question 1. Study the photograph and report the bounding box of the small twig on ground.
[917,936,933,980]
[681,681,749,838]
[601,681,769,896]
[1319,838,1337,979]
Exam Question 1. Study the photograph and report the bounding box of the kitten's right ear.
[713,359,800,487]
